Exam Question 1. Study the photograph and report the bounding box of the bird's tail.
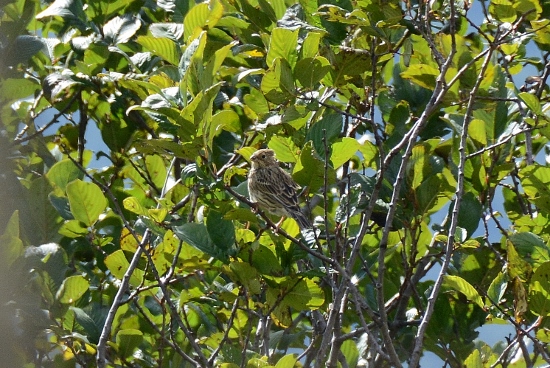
[292,211,311,229]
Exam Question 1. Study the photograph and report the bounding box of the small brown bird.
[248,149,311,229]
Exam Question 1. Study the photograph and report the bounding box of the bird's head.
[250,149,278,168]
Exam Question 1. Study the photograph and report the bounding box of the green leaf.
[400,63,439,90]
[25,177,63,243]
[206,210,235,255]
[266,28,299,67]
[284,278,325,309]
[487,271,508,305]
[507,240,532,282]
[340,340,359,368]
[137,36,181,65]
[104,250,144,287]
[333,48,372,83]
[145,155,167,189]
[0,78,39,100]
[103,15,141,45]
[529,261,550,316]
[56,275,89,304]
[183,0,223,41]
[449,192,482,238]
[116,329,143,359]
[520,164,550,215]
[66,180,107,227]
[58,219,89,238]
[149,23,183,41]
[206,40,238,78]
[467,119,488,147]
[123,197,148,216]
[509,232,549,268]
[70,307,100,342]
[0,211,24,267]
[24,243,69,290]
[173,223,227,261]
[302,32,324,59]
[518,92,542,115]
[274,354,298,368]
[209,109,241,148]
[489,0,516,22]
[463,349,483,368]
[268,136,300,163]
[295,56,331,88]
[330,137,360,169]
[260,57,295,104]
[4,35,46,65]
[293,142,335,192]
[227,261,261,294]
[247,244,283,275]
[46,159,83,193]
[307,113,342,158]
[443,275,484,308]
[243,87,269,116]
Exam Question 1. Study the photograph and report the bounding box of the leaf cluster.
[1,0,550,367]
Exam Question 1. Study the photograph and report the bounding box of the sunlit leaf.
[463,349,483,368]
[56,275,89,304]
[104,250,144,286]
[330,137,360,169]
[266,28,299,67]
[268,136,300,163]
[103,15,141,45]
[274,354,298,368]
[137,35,181,65]
[529,261,550,316]
[261,57,295,104]
[400,63,439,90]
[443,275,484,308]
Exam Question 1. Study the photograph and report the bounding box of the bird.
[248,149,311,229]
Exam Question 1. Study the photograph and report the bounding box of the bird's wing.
[255,167,301,209]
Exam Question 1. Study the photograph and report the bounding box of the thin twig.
[409,10,496,366]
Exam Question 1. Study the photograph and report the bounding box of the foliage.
[1,0,550,367]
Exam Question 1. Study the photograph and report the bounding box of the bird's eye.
[261,154,266,158]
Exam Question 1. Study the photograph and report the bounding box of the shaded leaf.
[116,329,143,359]
[66,180,107,227]
[173,223,227,261]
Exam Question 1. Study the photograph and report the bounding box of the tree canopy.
[1,0,550,367]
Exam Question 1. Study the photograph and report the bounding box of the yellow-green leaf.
[105,250,144,287]
[530,261,550,316]
[136,36,180,65]
[400,63,439,90]
[443,275,484,308]
[330,137,360,169]
[123,197,148,216]
[56,275,89,304]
